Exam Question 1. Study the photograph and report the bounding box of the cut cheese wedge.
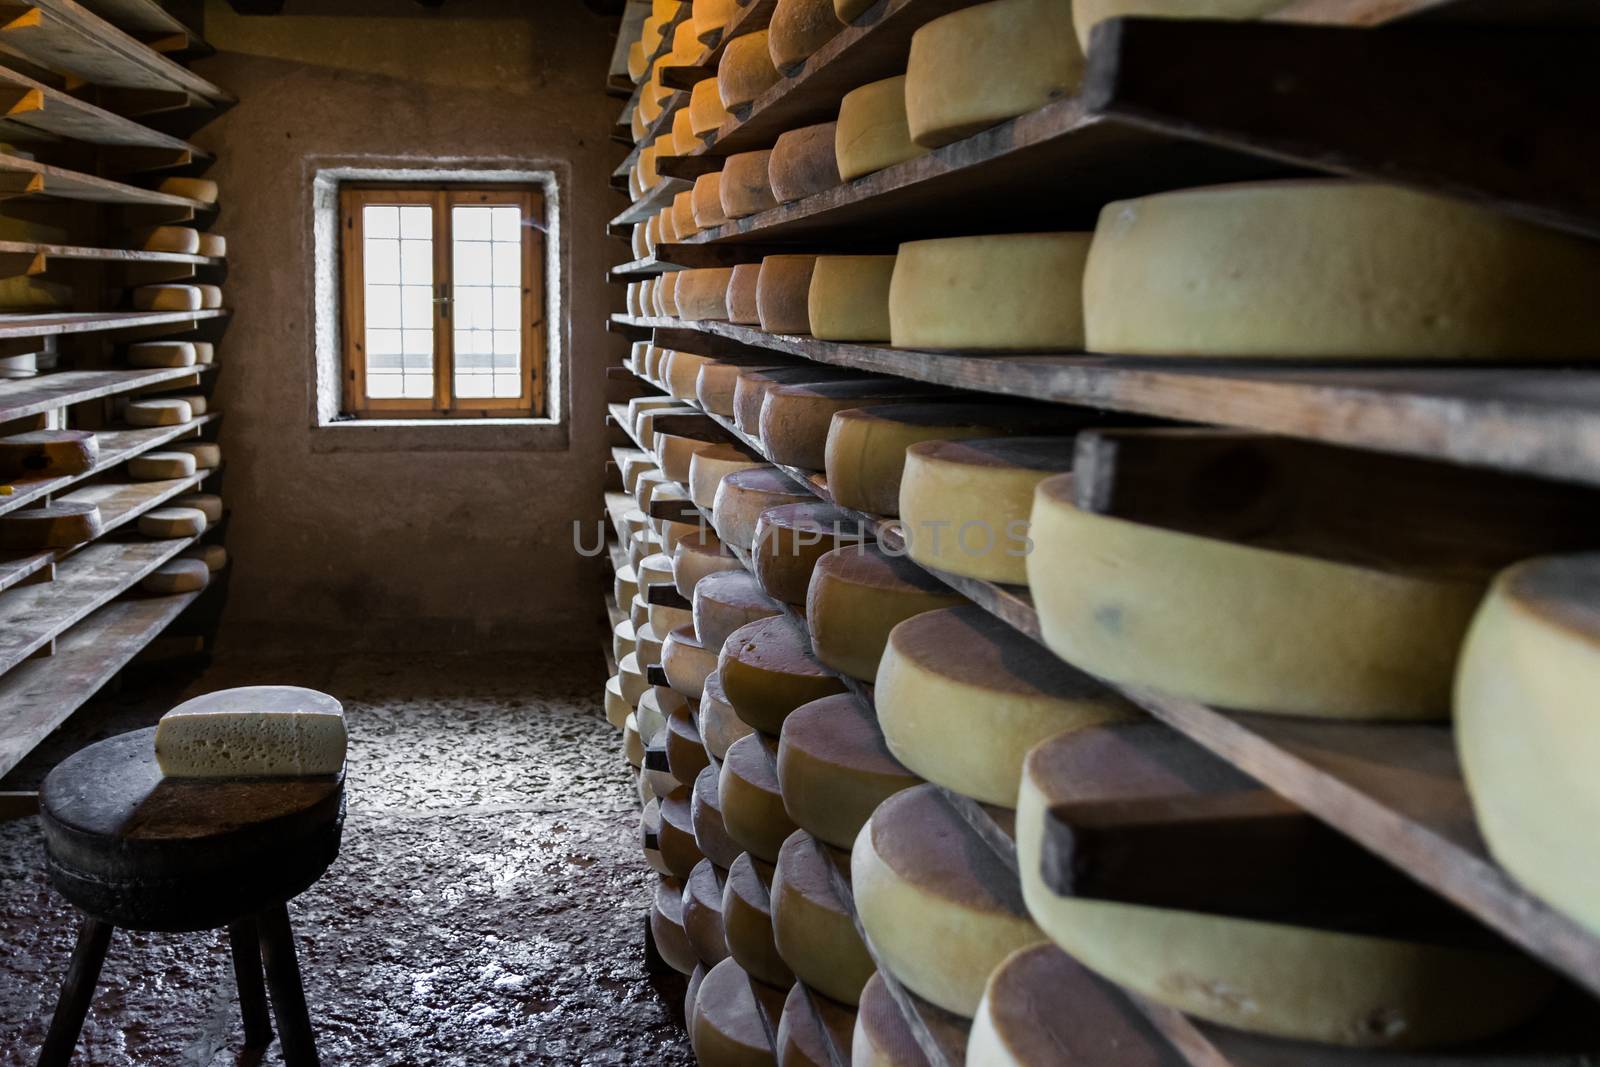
[126,341,196,369]
[653,876,700,975]
[761,378,940,469]
[139,557,209,595]
[0,429,97,478]
[725,262,763,323]
[905,0,1084,148]
[900,436,1075,584]
[734,366,859,435]
[722,852,795,987]
[675,534,742,597]
[769,0,843,69]
[138,506,207,539]
[853,972,969,1067]
[675,267,737,321]
[720,150,779,219]
[777,692,921,849]
[806,543,964,681]
[720,732,798,861]
[661,784,707,878]
[159,176,219,203]
[776,982,855,1067]
[756,255,817,334]
[664,622,719,700]
[154,685,346,778]
[807,254,896,342]
[695,568,783,653]
[140,225,200,254]
[693,172,730,230]
[752,502,871,605]
[889,233,1092,350]
[1083,179,1600,360]
[127,451,196,481]
[686,858,733,966]
[1028,474,1487,719]
[690,76,732,135]
[719,614,846,734]
[875,605,1132,806]
[712,466,811,550]
[719,30,781,108]
[689,443,765,510]
[772,830,873,1004]
[700,670,756,760]
[126,397,192,427]
[836,76,926,181]
[852,785,1041,1016]
[695,762,745,869]
[133,284,202,311]
[692,957,788,1066]
[768,122,840,204]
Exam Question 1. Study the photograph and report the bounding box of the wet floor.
[0,651,695,1066]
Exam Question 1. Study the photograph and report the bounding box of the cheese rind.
[756,255,818,334]
[140,557,209,595]
[673,189,699,239]
[721,852,795,987]
[761,378,938,470]
[674,268,737,321]
[140,226,200,254]
[700,671,756,760]
[1028,474,1487,719]
[675,534,742,597]
[0,429,98,478]
[752,502,871,605]
[695,567,783,652]
[720,151,779,219]
[836,76,926,181]
[604,675,631,729]
[653,876,700,975]
[126,341,196,369]
[180,543,228,573]
[735,366,858,435]
[718,614,846,734]
[769,0,843,69]
[685,858,732,966]
[807,255,896,341]
[664,623,719,700]
[724,263,763,323]
[719,30,781,108]
[805,543,964,681]
[160,177,219,203]
[154,685,347,778]
[719,732,798,861]
[777,692,921,848]
[889,233,1092,350]
[771,830,874,1003]
[692,173,730,230]
[689,76,733,135]
[711,466,811,551]
[692,957,788,1064]
[853,973,967,1067]
[689,443,765,509]
[777,981,855,1067]
[126,397,193,428]
[768,122,841,204]
[138,506,207,539]
[127,451,196,481]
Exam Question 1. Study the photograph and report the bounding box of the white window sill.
[310,417,569,453]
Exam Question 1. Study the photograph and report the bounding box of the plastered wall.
[191,0,624,653]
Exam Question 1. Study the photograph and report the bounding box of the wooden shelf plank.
[0,151,210,207]
[0,411,218,517]
[0,587,199,779]
[0,63,208,151]
[1273,0,1600,27]
[0,237,220,276]
[0,548,50,593]
[59,466,208,536]
[608,254,680,280]
[610,174,692,227]
[74,0,201,46]
[0,359,217,423]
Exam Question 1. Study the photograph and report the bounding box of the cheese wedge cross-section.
[772,829,874,1004]
[836,76,927,182]
[719,614,846,734]
[154,685,347,778]
[805,543,964,681]
[777,692,921,848]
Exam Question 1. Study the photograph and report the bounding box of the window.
[339,185,546,418]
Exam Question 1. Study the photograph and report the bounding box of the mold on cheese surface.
[154,685,348,778]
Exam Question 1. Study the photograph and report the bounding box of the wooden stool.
[35,726,344,1066]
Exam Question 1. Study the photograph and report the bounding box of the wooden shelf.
[0,151,211,207]
[0,238,220,277]
[0,360,217,423]
[0,411,218,517]
[0,0,231,105]
[610,174,692,226]
[0,586,199,779]
[0,62,208,152]
[76,0,204,49]
[608,254,679,280]
[660,0,774,92]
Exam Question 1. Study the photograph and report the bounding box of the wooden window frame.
[339,184,547,419]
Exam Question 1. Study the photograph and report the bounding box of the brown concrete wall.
[190,0,625,653]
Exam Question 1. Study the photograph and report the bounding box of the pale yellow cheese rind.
[692,957,787,1065]
[674,267,736,321]
[688,443,764,509]
[717,614,844,735]
[805,543,963,682]
[807,254,895,341]
[771,830,873,1004]
[721,852,795,987]
[836,76,927,181]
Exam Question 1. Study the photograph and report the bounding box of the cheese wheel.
[694,0,736,35]
[695,567,783,653]
[693,957,787,1065]
[853,785,1041,1015]
[140,226,200,254]
[616,565,641,613]
[174,493,222,524]
[1028,474,1486,719]
[638,143,661,189]
[769,0,843,68]
[627,281,644,317]
[127,450,196,481]
[621,650,649,706]
[761,378,940,469]
[889,233,1091,350]
[686,858,733,965]
[778,692,920,849]
[688,443,764,509]
[675,534,742,597]
[650,598,694,638]
[725,262,763,323]
[196,285,223,309]
[719,614,846,734]
[673,107,701,157]
[628,39,648,81]
[1015,727,1554,1046]
[645,215,662,257]
[720,732,799,861]
[0,429,97,477]
[657,270,682,317]
[701,670,756,760]
[876,605,1132,805]
[673,189,699,238]
[690,76,733,136]
[692,173,730,230]
[653,876,700,975]
[640,550,677,591]
[167,394,208,416]
[624,713,644,768]
[675,267,737,321]
[126,397,192,427]
[833,0,875,18]
[137,506,207,539]
[661,784,707,878]
[905,0,1084,148]
[659,204,680,247]
[139,556,210,596]
[604,675,631,729]
[654,0,681,17]
[1457,555,1600,937]
[805,543,963,681]
[711,466,811,551]
[198,233,226,258]
[738,367,860,435]
[132,284,202,311]
[159,176,219,203]
[643,798,671,873]
[694,763,745,869]
[756,255,817,334]
[154,686,345,778]
[620,452,658,494]
[657,431,725,483]
[614,617,639,662]
[191,342,216,366]
[722,852,795,987]
[752,502,871,605]
[629,162,645,201]
[180,543,228,574]
[771,830,873,1004]
[632,223,649,262]
[664,623,719,700]
[719,30,781,108]
[643,736,684,802]
[670,17,704,64]
[0,501,102,549]
[853,973,969,1067]
[126,341,196,368]
[899,436,1074,584]
[776,982,855,1067]
[768,122,840,204]
[807,255,895,341]
[1085,180,1600,360]
[720,151,778,219]
[835,76,926,182]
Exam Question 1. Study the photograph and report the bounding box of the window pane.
[402,375,434,399]
[400,240,432,285]
[492,289,521,331]
[456,372,493,398]
[367,371,403,397]
[400,205,431,239]
[364,238,399,284]
[366,285,401,328]
[491,206,521,243]
[364,205,398,238]
[454,241,492,286]
[358,201,436,403]
[451,203,523,407]
[454,206,493,240]
[494,372,521,399]
[492,243,520,287]
[455,287,492,330]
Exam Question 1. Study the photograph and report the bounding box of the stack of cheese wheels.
[905,0,1084,148]
[807,254,896,341]
[674,268,737,321]
[721,732,797,861]
[875,605,1132,805]
[768,122,841,204]
[772,830,873,1003]
[769,0,843,69]
[688,443,764,509]
[853,784,1041,1015]
[853,972,969,1066]
[751,502,870,605]
[826,401,1078,516]
[777,982,855,1067]
[711,466,811,550]
[889,233,1093,349]
[695,569,782,655]
[724,263,762,322]
[675,529,742,595]
[899,436,1075,584]
[755,255,817,334]
[694,763,744,868]
[719,30,780,108]
[690,77,732,135]
[1082,180,1600,359]
[724,851,794,986]
[734,366,858,434]
[777,692,921,848]
[685,858,731,965]
[720,151,778,219]
[1457,554,1600,936]
[1027,473,1488,718]
[805,543,963,681]
[1072,0,1283,49]
[700,671,755,761]
[760,378,942,469]
[664,623,718,698]
[719,614,846,734]
[835,76,927,181]
[692,957,787,1066]
[692,172,729,229]
[1016,722,1555,1045]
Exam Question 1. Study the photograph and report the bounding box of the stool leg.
[255,903,319,1067]
[228,918,273,1048]
[36,916,114,1067]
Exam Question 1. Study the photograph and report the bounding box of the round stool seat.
[40,727,344,932]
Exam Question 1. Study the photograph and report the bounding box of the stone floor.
[0,651,695,1066]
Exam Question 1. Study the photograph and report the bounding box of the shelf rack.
[0,151,212,207]
[0,361,218,423]
[0,412,219,516]
[0,63,209,151]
